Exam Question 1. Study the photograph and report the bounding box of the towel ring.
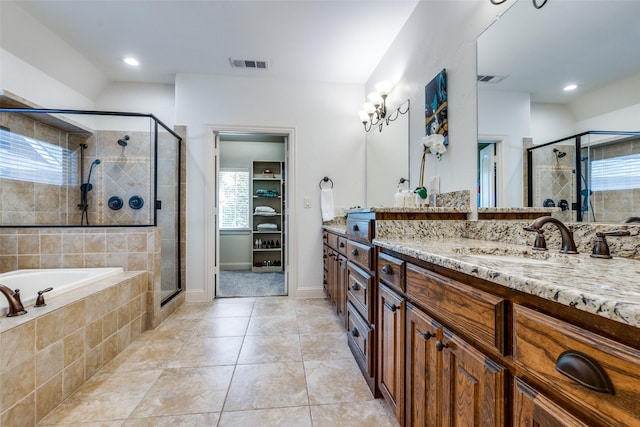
[319,176,333,189]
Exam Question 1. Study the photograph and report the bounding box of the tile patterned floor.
[38,297,399,426]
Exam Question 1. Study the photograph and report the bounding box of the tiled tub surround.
[0,227,184,329]
[373,220,640,327]
[0,271,147,426]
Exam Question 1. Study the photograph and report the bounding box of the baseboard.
[293,286,325,298]
[185,289,209,303]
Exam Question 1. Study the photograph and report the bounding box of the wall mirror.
[477,0,640,222]
[365,100,410,207]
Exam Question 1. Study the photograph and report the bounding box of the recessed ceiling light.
[563,84,578,91]
[124,57,139,66]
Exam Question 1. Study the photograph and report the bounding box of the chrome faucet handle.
[35,287,53,307]
[591,230,631,259]
[523,226,548,251]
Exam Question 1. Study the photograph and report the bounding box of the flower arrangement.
[421,133,447,160]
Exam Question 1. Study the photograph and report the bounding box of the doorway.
[477,137,502,208]
[212,130,292,298]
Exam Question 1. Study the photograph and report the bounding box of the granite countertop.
[477,207,559,213]
[374,237,640,328]
[346,207,471,214]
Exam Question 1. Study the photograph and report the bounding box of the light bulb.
[363,102,376,114]
[367,92,383,106]
[374,80,392,96]
[359,111,370,123]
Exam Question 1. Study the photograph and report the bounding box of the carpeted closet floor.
[218,270,286,297]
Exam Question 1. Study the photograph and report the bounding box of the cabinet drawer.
[406,263,506,354]
[347,240,373,270]
[336,236,347,255]
[346,218,373,242]
[347,263,374,323]
[513,305,640,427]
[347,301,375,381]
[377,252,405,293]
[326,232,340,251]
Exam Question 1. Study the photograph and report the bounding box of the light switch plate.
[304,197,312,208]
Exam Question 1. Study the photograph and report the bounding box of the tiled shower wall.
[0,227,182,328]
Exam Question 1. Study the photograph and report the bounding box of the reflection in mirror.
[477,0,640,222]
[366,100,410,207]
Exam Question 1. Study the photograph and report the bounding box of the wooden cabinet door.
[513,378,588,427]
[378,282,405,424]
[440,328,506,427]
[336,254,348,327]
[405,303,440,427]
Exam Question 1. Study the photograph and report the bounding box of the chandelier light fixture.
[490,0,548,9]
[359,81,409,132]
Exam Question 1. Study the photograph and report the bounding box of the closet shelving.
[251,161,285,272]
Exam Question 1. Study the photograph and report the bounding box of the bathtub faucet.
[0,284,27,317]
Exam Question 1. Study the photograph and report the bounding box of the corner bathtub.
[0,267,123,316]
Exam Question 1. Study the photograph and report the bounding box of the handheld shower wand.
[79,159,101,225]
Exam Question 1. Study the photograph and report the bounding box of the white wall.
[0,0,107,105]
[478,90,530,207]
[175,73,364,300]
[365,0,506,216]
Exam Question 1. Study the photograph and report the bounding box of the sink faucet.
[0,284,27,317]
[524,216,579,254]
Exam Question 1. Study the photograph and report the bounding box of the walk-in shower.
[527,130,640,222]
[0,106,184,305]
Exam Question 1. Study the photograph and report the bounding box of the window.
[0,127,77,186]
[218,168,250,230]
[590,153,640,191]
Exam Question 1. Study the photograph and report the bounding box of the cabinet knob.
[389,304,399,313]
[351,249,359,256]
[381,264,392,275]
[435,340,448,352]
[351,283,359,291]
[339,242,345,248]
[352,224,360,232]
[417,329,434,341]
[351,327,360,337]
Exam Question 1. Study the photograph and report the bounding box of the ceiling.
[15,0,420,86]
[478,0,640,104]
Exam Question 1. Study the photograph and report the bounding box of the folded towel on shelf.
[254,206,276,213]
[257,223,278,231]
[256,189,279,198]
[320,188,335,222]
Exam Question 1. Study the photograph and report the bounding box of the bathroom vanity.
[323,214,640,427]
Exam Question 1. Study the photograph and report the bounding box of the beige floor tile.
[207,302,254,318]
[169,303,215,320]
[237,334,302,364]
[38,422,125,426]
[300,332,352,361]
[101,339,184,372]
[294,298,334,316]
[213,297,256,304]
[218,406,312,427]
[167,336,243,368]
[136,318,200,341]
[38,370,163,425]
[297,313,345,335]
[224,362,308,411]
[123,412,220,426]
[245,314,299,335]
[310,400,400,427]
[304,359,373,405]
[192,316,250,338]
[251,299,297,316]
[130,366,234,417]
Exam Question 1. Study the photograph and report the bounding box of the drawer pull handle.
[417,329,434,341]
[351,283,359,291]
[339,242,345,248]
[389,304,399,313]
[351,327,360,337]
[435,340,448,352]
[351,249,359,256]
[381,264,392,275]
[555,351,614,394]
[352,224,359,231]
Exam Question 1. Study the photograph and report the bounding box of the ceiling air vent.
[477,75,507,84]
[230,58,269,70]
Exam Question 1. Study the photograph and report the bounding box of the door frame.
[477,135,505,208]
[206,125,296,300]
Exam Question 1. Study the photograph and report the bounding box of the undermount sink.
[451,247,582,266]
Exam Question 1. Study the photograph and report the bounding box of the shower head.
[92,159,101,165]
[553,148,567,158]
[117,135,130,147]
